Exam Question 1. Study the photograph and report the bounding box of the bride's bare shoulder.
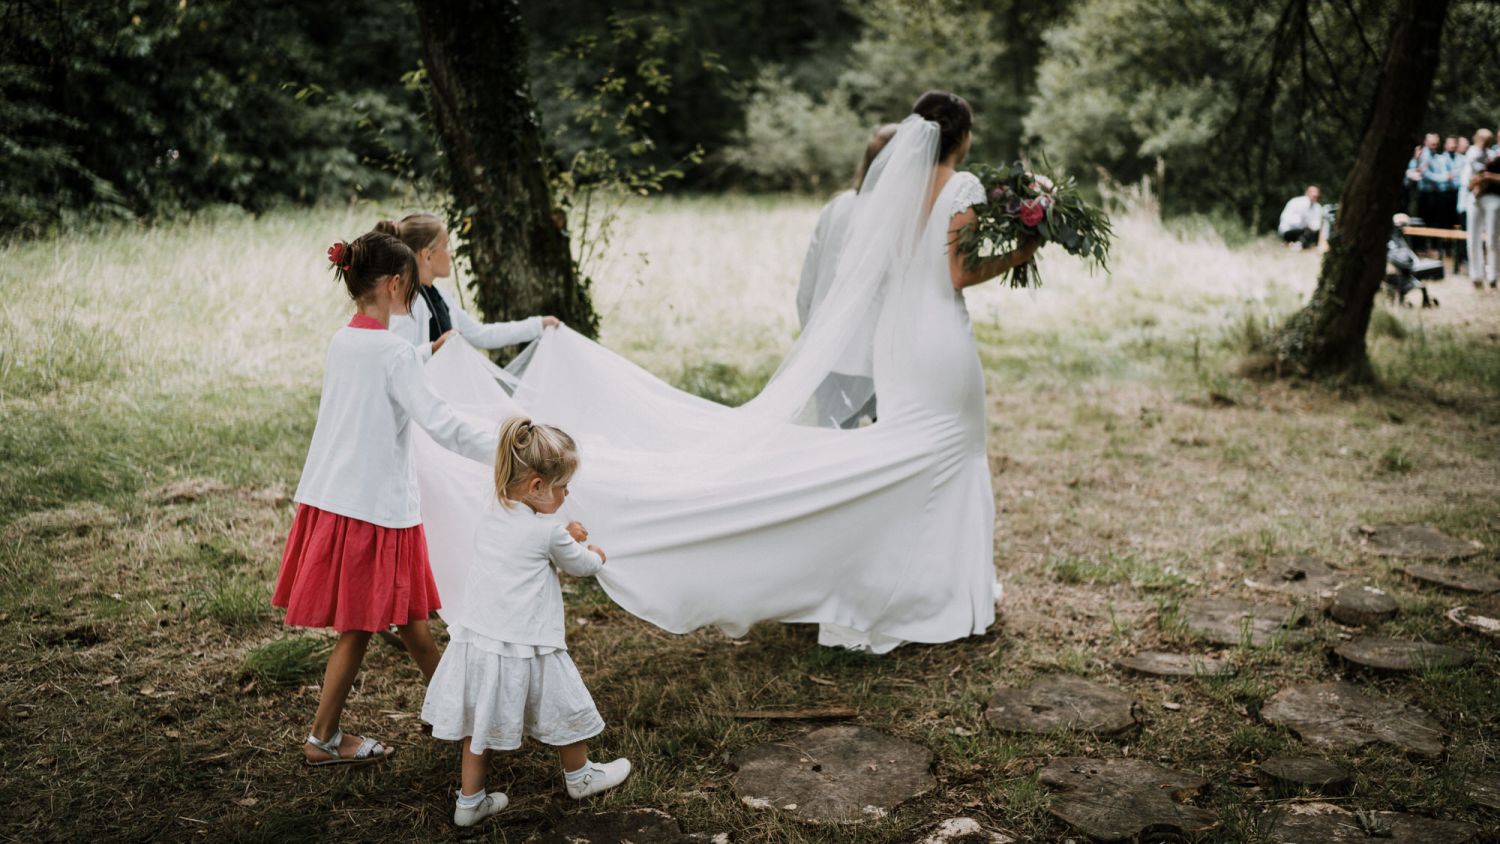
[925,165,959,216]
[931,165,957,192]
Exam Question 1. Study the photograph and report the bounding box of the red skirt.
[272,504,441,632]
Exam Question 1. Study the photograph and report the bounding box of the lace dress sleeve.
[949,171,987,218]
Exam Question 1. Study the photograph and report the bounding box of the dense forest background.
[4,0,1499,238]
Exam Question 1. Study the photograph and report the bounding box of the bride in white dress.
[415,91,1038,653]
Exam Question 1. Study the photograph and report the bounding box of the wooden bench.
[1401,225,1467,240]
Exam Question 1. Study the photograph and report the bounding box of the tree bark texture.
[413,0,598,337]
[1271,0,1448,379]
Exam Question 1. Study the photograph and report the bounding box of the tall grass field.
[1,196,1497,842]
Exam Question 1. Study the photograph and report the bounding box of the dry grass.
[1,196,1498,842]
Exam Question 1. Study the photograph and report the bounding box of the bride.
[415,90,1038,653]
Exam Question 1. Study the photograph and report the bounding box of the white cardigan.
[449,501,604,649]
[389,285,543,361]
[292,320,500,528]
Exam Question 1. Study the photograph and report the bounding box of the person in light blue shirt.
[1413,133,1459,249]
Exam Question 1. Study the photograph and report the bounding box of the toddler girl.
[273,232,500,766]
[376,213,560,357]
[421,416,630,827]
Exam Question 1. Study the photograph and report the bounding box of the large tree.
[412,0,598,336]
[1270,0,1449,379]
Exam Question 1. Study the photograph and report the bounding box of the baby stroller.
[1385,216,1441,308]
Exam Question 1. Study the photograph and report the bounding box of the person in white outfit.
[378,213,560,358]
[1465,130,1500,289]
[421,416,629,828]
[797,123,898,427]
[1277,185,1324,250]
[797,123,900,327]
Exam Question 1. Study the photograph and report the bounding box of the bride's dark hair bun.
[912,90,972,161]
[373,219,400,237]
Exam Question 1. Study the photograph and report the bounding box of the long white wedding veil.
[503,115,940,438]
[739,114,940,428]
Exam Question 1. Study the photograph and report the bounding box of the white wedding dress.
[416,115,998,653]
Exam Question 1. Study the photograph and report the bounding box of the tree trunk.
[412,0,598,337]
[1270,0,1447,380]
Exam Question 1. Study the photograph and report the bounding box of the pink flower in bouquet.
[1019,199,1045,227]
[989,185,1009,201]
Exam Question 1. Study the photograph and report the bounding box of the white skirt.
[420,625,604,752]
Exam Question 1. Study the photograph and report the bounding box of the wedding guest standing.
[273,232,500,766]
[1452,128,1488,278]
[1471,147,1500,290]
[1440,136,1463,229]
[1414,133,1453,249]
[1404,142,1424,213]
[1277,185,1324,250]
[377,213,559,359]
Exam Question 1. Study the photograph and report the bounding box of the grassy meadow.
[1,195,1498,842]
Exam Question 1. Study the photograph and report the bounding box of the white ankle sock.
[456,788,486,808]
[564,761,593,783]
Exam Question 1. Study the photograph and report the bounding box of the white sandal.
[304,729,389,767]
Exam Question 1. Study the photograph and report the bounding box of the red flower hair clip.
[327,241,350,272]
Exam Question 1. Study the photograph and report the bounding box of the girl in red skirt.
[273,231,499,766]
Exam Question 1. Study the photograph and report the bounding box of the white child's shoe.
[565,758,632,799]
[453,791,508,827]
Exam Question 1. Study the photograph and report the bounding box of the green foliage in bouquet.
[955,160,1113,288]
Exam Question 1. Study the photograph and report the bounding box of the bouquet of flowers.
[955,160,1113,288]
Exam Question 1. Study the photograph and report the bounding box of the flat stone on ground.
[918,817,1017,843]
[985,675,1137,735]
[1038,757,1218,842]
[1403,563,1500,594]
[1184,598,1311,648]
[1359,523,1483,559]
[1245,556,1343,601]
[730,725,934,824]
[1447,595,1500,637]
[527,809,724,843]
[1328,584,1398,626]
[1261,682,1447,758]
[1463,772,1500,809]
[1334,636,1474,672]
[1267,802,1479,843]
[1116,651,1235,678]
[1255,756,1353,796]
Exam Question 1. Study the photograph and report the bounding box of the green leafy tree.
[1024,0,1500,224]
[1270,0,1451,380]
[0,0,433,235]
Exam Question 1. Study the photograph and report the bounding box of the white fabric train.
[416,115,1000,653]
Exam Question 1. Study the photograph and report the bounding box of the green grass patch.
[674,359,776,407]
[1046,552,1187,590]
[242,636,330,686]
[0,383,313,522]
[193,573,268,626]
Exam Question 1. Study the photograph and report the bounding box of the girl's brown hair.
[494,416,579,508]
[375,212,445,257]
[328,231,417,307]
